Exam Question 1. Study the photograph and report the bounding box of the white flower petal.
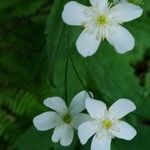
[62,1,89,26]
[60,124,74,146]
[78,120,98,144]
[86,98,107,119]
[111,121,137,140]
[72,113,91,129]
[44,97,68,115]
[106,25,135,53]
[76,29,101,57]
[33,112,60,131]
[108,98,136,120]
[52,126,62,143]
[91,134,111,150]
[90,0,108,12]
[69,91,92,115]
[110,1,143,23]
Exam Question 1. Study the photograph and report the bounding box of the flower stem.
[68,49,147,120]
[64,33,69,105]
[69,50,92,98]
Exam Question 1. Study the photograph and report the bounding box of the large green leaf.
[12,127,52,150]
[13,127,78,150]
[44,0,150,149]
[46,0,150,115]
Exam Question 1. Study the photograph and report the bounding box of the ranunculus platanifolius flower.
[33,91,91,146]
[78,97,137,150]
[62,0,143,57]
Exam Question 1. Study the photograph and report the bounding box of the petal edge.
[111,121,137,140]
[76,30,101,57]
[62,1,89,26]
[108,98,136,119]
[33,112,60,131]
[106,25,135,54]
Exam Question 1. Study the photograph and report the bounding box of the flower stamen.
[96,15,108,26]
[63,113,72,124]
[102,119,112,129]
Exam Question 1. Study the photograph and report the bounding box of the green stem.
[64,36,69,105]
[69,51,92,98]
[69,49,147,120]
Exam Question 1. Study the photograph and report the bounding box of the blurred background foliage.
[0,0,150,149]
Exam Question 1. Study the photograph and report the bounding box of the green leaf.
[13,127,79,150]
[12,127,52,150]
[46,0,150,117]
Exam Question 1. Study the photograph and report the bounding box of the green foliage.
[128,0,144,5]
[0,89,43,140]
[12,127,78,150]
[0,0,150,150]
[45,0,150,149]
[12,127,52,150]
[0,0,53,149]
[46,0,150,111]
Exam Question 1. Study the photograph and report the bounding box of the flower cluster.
[33,91,137,150]
[33,0,143,150]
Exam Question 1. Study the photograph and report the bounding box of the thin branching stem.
[64,33,69,105]
[64,51,69,104]
[69,50,92,98]
[68,47,148,120]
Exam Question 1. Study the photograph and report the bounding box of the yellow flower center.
[96,15,108,26]
[102,119,112,129]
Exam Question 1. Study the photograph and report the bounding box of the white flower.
[33,91,91,146]
[62,0,143,57]
[78,98,137,150]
